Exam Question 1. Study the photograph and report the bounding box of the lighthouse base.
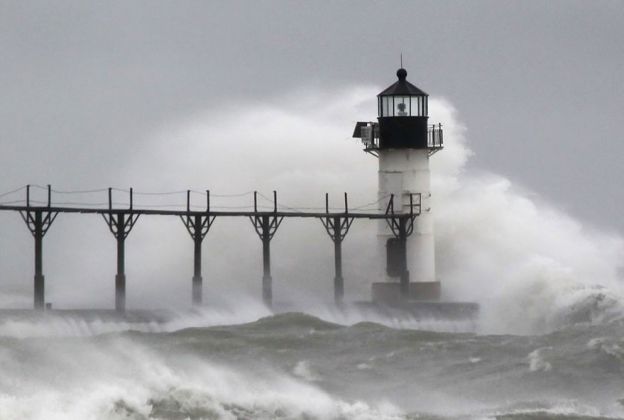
[372,281,441,304]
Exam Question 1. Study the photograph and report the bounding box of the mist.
[1,87,622,335]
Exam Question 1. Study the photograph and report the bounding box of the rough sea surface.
[1,301,623,420]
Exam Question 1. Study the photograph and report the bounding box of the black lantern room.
[378,68,428,118]
[353,68,443,154]
[377,68,430,149]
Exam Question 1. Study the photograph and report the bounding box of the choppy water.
[1,304,623,420]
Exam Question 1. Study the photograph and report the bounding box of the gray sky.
[1,0,623,232]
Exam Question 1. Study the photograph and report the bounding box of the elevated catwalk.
[0,185,476,317]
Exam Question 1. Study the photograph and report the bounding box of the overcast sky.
[1,0,623,232]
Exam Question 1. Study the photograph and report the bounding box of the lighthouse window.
[409,96,427,117]
[381,96,429,117]
[382,96,391,117]
[395,96,409,116]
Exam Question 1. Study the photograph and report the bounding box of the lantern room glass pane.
[382,97,391,117]
[380,95,429,117]
[394,96,409,116]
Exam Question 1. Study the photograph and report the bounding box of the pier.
[0,185,420,312]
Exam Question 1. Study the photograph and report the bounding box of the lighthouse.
[353,68,443,304]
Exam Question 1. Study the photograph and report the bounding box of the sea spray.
[0,320,405,420]
[1,87,622,336]
[134,88,624,335]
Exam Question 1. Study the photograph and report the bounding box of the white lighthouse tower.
[353,68,443,304]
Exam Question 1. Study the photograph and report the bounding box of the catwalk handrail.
[0,205,406,219]
[0,186,421,219]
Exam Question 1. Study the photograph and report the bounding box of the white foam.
[0,337,404,420]
[293,360,321,381]
[527,347,553,372]
[0,298,271,338]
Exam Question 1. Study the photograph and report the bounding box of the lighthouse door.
[386,237,406,277]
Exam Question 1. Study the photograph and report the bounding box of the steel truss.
[1,185,424,310]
